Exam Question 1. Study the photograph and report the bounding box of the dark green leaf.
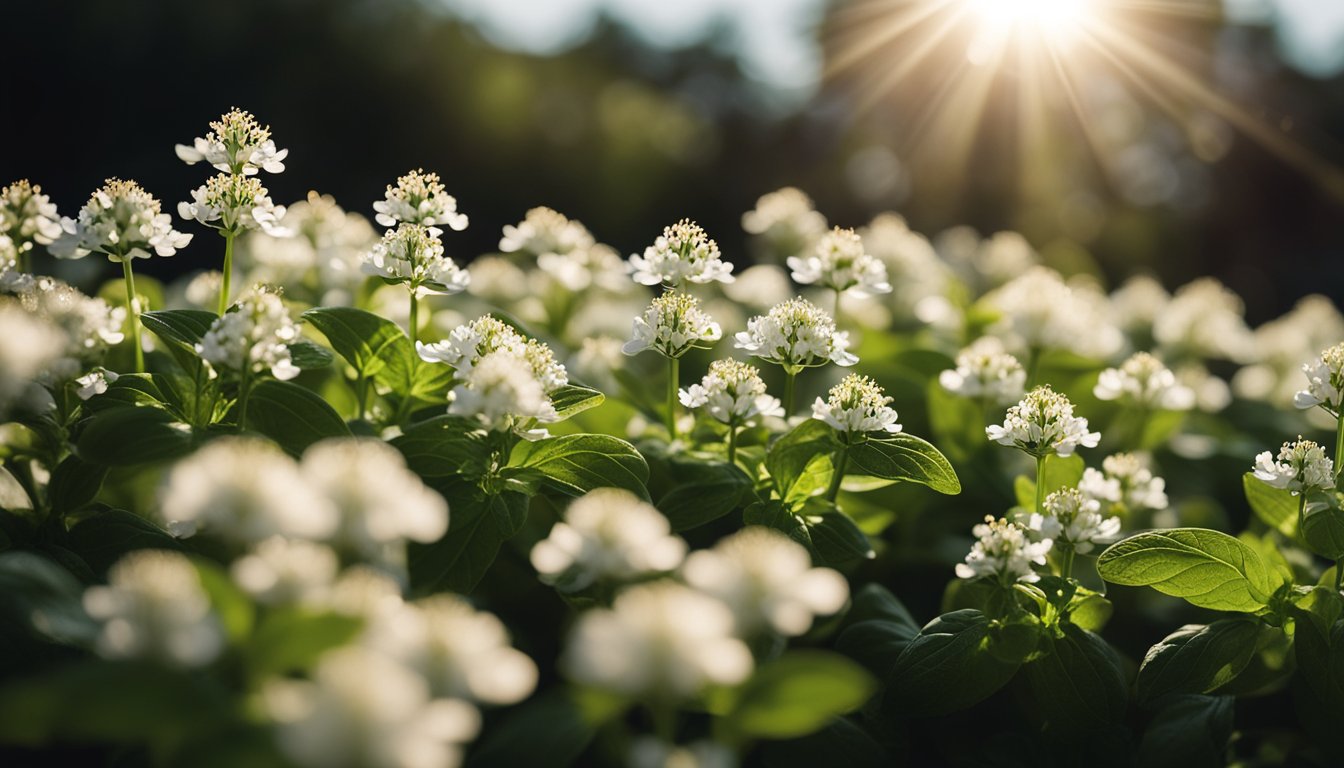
[1242,472,1298,538]
[66,509,183,577]
[1135,619,1260,703]
[245,379,351,456]
[391,415,490,480]
[1302,491,1344,559]
[287,339,334,370]
[889,609,1022,716]
[141,309,216,376]
[490,491,530,538]
[513,434,649,499]
[766,419,840,499]
[80,373,167,413]
[302,306,405,378]
[758,717,889,768]
[246,609,363,681]
[1136,695,1234,768]
[657,462,752,531]
[0,551,95,646]
[726,651,875,739]
[802,507,875,566]
[1097,528,1274,612]
[76,406,195,466]
[46,455,107,515]
[468,690,599,768]
[1024,624,1128,730]
[845,433,960,495]
[408,482,504,594]
[548,384,605,421]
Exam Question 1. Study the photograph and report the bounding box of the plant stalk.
[409,291,420,347]
[783,369,797,417]
[826,443,850,503]
[666,355,679,439]
[237,372,252,433]
[218,231,235,315]
[122,259,144,373]
[727,424,738,465]
[1035,454,1047,513]
[1334,413,1344,485]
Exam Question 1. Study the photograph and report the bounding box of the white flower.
[1295,342,1344,415]
[1234,295,1344,411]
[629,739,736,768]
[622,291,722,359]
[859,213,951,319]
[159,437,338,543]
[1093,352,1196,410]
[243,190,380,307]
[373,169,468,230]
[82,550,225,667]
[938,337,1027,405]
[500,206,594,258]
[300,439,450,575]
[955,516,1053,584]
[176,107,288,175]
[1153,277,1255,363]
[530,488,687,592]
[362,223,469,297]
[1,179,62,252]
[982,267,1122,359]
[197,284,302,380]
[448,350,556,430]
[734,298,858,370]
[812,374,901,435]
[231,536,339,605]
[627,219,734,287]
[1024,488,1121,555]
[263,647,481,768]
[1109,274,1170,339]
[4,276,126,383]
[49,179,193,262]
[682,526,848,636]
[740,187,828,261]
[561,581,753,699]
[1252,438,1334,494]
[987,386,1100,458]
[787,226,890,297]
[679,359,783,426]
[178,173,288,235]
[417,315,568,391]
[74,368,118,400]
[1080,453,1169,513]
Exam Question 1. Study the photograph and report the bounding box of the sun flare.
[966,0,1097,41]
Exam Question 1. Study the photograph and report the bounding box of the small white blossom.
[741,187,828,262]
[938,337,1027,405]
[568,335,626,393]
[500,206,594,258]
[787,226,890,297]
[682,526,848,636]
[812,374,901,435]
[1234,296,1344,412]
[679,359,783,426]
[734,298,858,370]
[860,213,952,320]
[956,516,1053,583]
[0,301,68,414]
[176,107,288,175]
[622,291,722,358]
[373,169,468,230]
[1109,275,1170,340]
[178,173,288,235]
[197,284,302,380]
[50,179,193,262]
[1295,342,1344,415]
[530,488,687,592]
[448,351,556,430]
[82,550,225,667]
[987,386,1100,458]
[1,179,62,253]
[561,581,753,699]
[629,739,736,768]
[1252,438,1334,494]
[1153,277,1255,363]
[242,191,380,307]
[1094,352,1195,410]
[231,536,339,605]
[417,315,568,391]
[1080,453,1169,513]
[627,219,734,287]
[74,368,118,400]
[982,267,1122,359]
[1024,488,1121,555]
[362,223,469,297]
[4,276,126,383]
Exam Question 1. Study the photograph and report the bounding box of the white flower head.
[955,516,1053,584]
[939,338,1027,405]
[530,488,687,592]
[986,385,1100,458]
[82,550,225,667]
[197,284,302,380]
[374,169,468,230]
[499,206,594,258]
[682,526,848,636]
[362,223,469,297]
[1080,453,1169,513]
[5,276,127,383]
[982,267,1122,359]
[1295,342,1344,415]
[679,358,783,426]
[787,226,891,297]
[1,179,62,252]
[49,179,193,262]
[417,315,568,392]
[1252,437,1334,494]
[159,437,338,543]
[561,581,753,699]
[741,187,828,261]
[860,213,952,320]
[812,373,901,435]
[74,368,118,400]
[231,536,339,606]
[628,219,734,287]
[622,291,722,359]
[178,173,288,236]
[176,107,288,175]
[1153,277,1255,363]
[1094,352,1196,410]
[448,350,557,431]
[734,297,858,370]
[1024,488,1121,554]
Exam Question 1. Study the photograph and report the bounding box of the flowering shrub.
[1,109,1344,768]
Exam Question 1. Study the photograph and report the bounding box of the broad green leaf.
[1302,491,1344,559]
[925,380,985,460]
[192,558,254,643]
[766,419,840,499]
[836,608,918,679]
[140,309,215,376]
[390,415,490,481]
[1023,624,1128,730]
[302,306,405,379]
[0,467,32,512]
[1136,694,1235,768]
[0,552,96,649]
[657,461,752,531]
[76,406,195,466]
[490,490,530,538]
[889,609,1022,716]
[548,384,605,421]
[744,500,811,548]
[726,651,875,739]
[1242,472,1299,538]
[66,510,183,577]
[287,339,334,370]
[245,379,351,456]
[46,455,107,515]
[1136,619,1260,703]
[1096,528,1274,612]
[1041,453,1085,495]
[845,583,921,631]
[784,454,834,507]
[513,433,649,499]
[80,373,167,413]
[469,690,599,768]
[246,609,363,681]
[845,433,960,495]
[801,505,875,566]
[408,481,504,594]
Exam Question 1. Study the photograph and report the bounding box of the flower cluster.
[1,179,62,257]
[812,374,901,435]
[627,219,734,287]
[1094,352,1195,410]
[986,386,1100,457]
[679,359,783,426]
[176,107,289,175]
[178,172,288,235]
[0,300,69,414]
[1024,488,1122,554]
[1252,437,1335,494]
[363,222,469,297]
[788,226,891,298]
[622,291,722,358]
[50,179,193,262]
[740,187,828,260]
[955,516,1053,584]
[197,284,302,380]
[1295,342,1344,416]
[938,338,1027,405]
[983,267,1123,360]
[373,169,468,231]
[530,488,687,592]
[241,190,378,306]
[1153,277,1255,363]
[499,205,594,258]
[734,297,857,370]
[3,275,125,385]
[1079,453,1169,513]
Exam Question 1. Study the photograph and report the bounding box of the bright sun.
[967,0,1096,41]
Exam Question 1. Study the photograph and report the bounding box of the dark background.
[5,0,1343,322]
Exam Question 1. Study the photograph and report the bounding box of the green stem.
[651,702,677,743]
[1026,346,1041,388]
[826,443,850,503]
[727,424,738,465]
[409,291,420,347]
[237,372,252,433]
[17,249,30,275]
[1298,492,1308,538]
[665,356,680,439]
[1060,547,1076,580]
[354,372,368,421]
[1035,454,1047,513]
[832,288,842,326]
[122,259,144,374]
[218,231,235,316]
[783,369,797,417]
[1333,414,1344,485]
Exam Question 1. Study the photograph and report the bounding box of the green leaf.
[1135,619,1260,703]
[66,510,183,577]
[1023,624,1129,730]
[469,690,600,768]
[836,588,920,679]
[490,490,530,538]
[548,384,605,421]
[925,380,986,460]
[0,467,32,512]
[1096,528,1274,613]
[390,415,491,481]
[889,609,1022,716]
[0,551,96,649]
[407,482,505,594]
[287,339,334,370]
[726,651,875,739]
[302,306,405,379]
[1302,491,1344,559]
[766,419,840,499]
[46,455,108,515]
[245,379,352,456]
[783,454,834,507]
[80,373,168,413]
[1242,472,1299,538]
[246,609,363,681]
[192,558,254,643]
[801,505,875,566]
[757,717,890,768]
[76,406,195,466]
[140,309,216,375]
[845,433,961,495]
[1135,695,1234,768]
[1041,453,1085,495]
[513,433,650,499]
[657,461,752,531]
